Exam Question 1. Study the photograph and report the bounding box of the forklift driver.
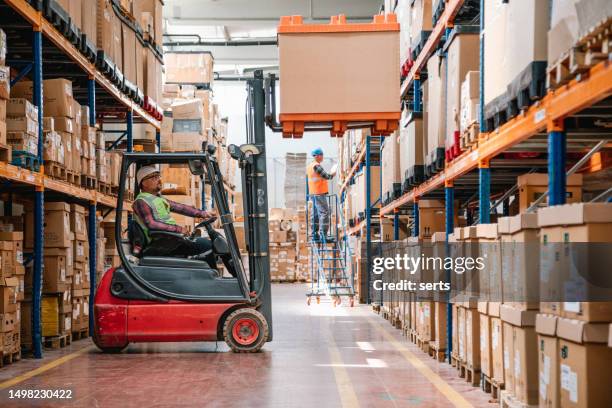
[133,165,217,267]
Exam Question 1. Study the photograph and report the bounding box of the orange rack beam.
[382,60,612,216]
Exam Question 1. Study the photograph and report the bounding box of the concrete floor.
[0,284,493,407]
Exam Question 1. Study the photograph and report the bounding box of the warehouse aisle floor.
[0,284,492,407]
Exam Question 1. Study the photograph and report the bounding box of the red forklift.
[93,73,273,353]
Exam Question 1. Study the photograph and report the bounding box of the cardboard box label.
[514,350,521,376]
[539,372,547,399]
[560,364,578,403]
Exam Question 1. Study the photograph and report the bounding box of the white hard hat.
[137,165,160,185]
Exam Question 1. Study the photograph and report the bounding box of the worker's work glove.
[200,209,216,220]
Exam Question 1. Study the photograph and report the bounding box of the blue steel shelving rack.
[0,0,161,358]
[364,0,611,365]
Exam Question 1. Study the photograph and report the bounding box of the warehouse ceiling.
[163,0,383,75]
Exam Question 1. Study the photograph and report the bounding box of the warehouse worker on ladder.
[307,148,336,242]
[132,165,217,265]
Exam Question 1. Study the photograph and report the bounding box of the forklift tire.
[223,308,269,353]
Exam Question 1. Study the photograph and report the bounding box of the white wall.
[213,81,339,207]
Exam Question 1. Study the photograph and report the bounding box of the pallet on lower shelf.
[0,143,12,163]
[71,328,89,341]
[98,181,112,196]
[428,342,446,362]
[459,362,481,386]
[416,336,431,354]
[46,161,67,181]
[460,122,479,150]
[66,170,81,186]
[499,390,538,408]
[81,175,98,190]
[43,333,72,349]
[0,350,21,367]
[10,150,40,172]
[482,375,504,402]
[450,352,461,368]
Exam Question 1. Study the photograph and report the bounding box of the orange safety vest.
[307,161,329,195]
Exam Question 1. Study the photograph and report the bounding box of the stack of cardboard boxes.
[6,98,39,158]
[268,208,297,282]
[24,203,75,342]
[0,222,24,360]
[0,29,8,147]
[70,205,90,335]
[294,207,310,282]
[159,164,209,233]
[96,0,163,108]
[535,203,612,408]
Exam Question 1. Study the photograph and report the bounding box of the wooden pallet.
[459,362,481,386]
[0,350,21,367]
[66,170,81,186]
[43,333,71,349]
[81,175,98,190]
[0,143,12,163]
[482,375,504,402]
[547,17,612,89]
[450,352,461,368]
[460,122,479,150]
[11,150,40,172]
[98,181,112,196]
[47,161,67,181]
[71,328,89,341]
[499,390,538,408]
[416,336,431,354]
[428,342,446,362]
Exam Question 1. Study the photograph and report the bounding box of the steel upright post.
[365,136,372,304]
[445,180,454,363]
[32,28,44,359]
[548,121,567,206]
[88,77,96,126]
[479,159,491,224]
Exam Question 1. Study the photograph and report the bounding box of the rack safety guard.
[277,14,401,138]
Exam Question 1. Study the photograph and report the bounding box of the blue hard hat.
[311,147,324,157]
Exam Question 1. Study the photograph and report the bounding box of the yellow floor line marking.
[0,346,94,390]
[368,318,473,408]
[328,336,361,408]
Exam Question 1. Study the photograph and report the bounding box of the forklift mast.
[241,70,273,339]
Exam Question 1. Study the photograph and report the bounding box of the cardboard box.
[539,334,559,408]
[269,230,288,243]
[171,132,204,152]
[11,79,74,118]
[513,326,539,405]
[6,116,38,136]
[165,52,214,85]
[444,30,479,143]
[25,202,73,248]
[172,99,205,120]
[0,66,9,100]
[503,321,515,392]
[70,204,87,240]
[278,18,399,117]
[491,317,505,384]
[480,313,492,377]
[426,52,446,161]
[518,173,582,211]
[0,277,19,313]
[7,98,38,119]
[43,254,69,293]
[558,339,612,407]
[0,313,15,332]
[399,112,425,180]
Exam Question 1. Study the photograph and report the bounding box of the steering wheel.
[190,216,218,239]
